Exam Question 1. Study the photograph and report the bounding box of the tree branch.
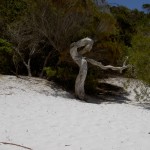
[86,57,129,73]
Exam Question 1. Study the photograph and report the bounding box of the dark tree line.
[0,0,150,93]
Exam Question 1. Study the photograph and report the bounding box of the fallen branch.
[0,142,33,150]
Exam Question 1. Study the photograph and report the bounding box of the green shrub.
[128,34,150,85]
[44,67,56,78]
[0,38,13,74]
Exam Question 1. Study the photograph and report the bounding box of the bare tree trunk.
[23,59,32,77]
[40,51,52,78]
[70,37,93,100]
[75,57,87,100]
[12,54,19,77]
[70,37,129,100]
[14,48,33,77]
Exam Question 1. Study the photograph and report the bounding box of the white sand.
[0,75,150,150]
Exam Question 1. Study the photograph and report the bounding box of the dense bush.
[128,34,150,85]
[0,38,14,74]
[0,0,149,94]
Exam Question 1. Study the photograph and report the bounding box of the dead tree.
[13,46,36,77]
[9,23,40,77]
[70,37,129,100]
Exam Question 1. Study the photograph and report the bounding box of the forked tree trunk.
[14,48,32,77]
[23,59,32,77]
[70,37,129,100]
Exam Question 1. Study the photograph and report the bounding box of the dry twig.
[0,142,33,150]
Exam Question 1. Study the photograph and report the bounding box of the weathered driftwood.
[70,37,129,100]
[70,37,94,100]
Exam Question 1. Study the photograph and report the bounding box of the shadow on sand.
[46,80,150,110]
[136,103,150,110]
[86,93,130,104]
[85,82,130,104]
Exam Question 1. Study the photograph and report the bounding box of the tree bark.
[23,58,32,77]
[70,37,129,100]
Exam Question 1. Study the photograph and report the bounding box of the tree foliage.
[0,0,149,93]
[0,38,13,74]
[128,34,150,85]
[143,4,150,13]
